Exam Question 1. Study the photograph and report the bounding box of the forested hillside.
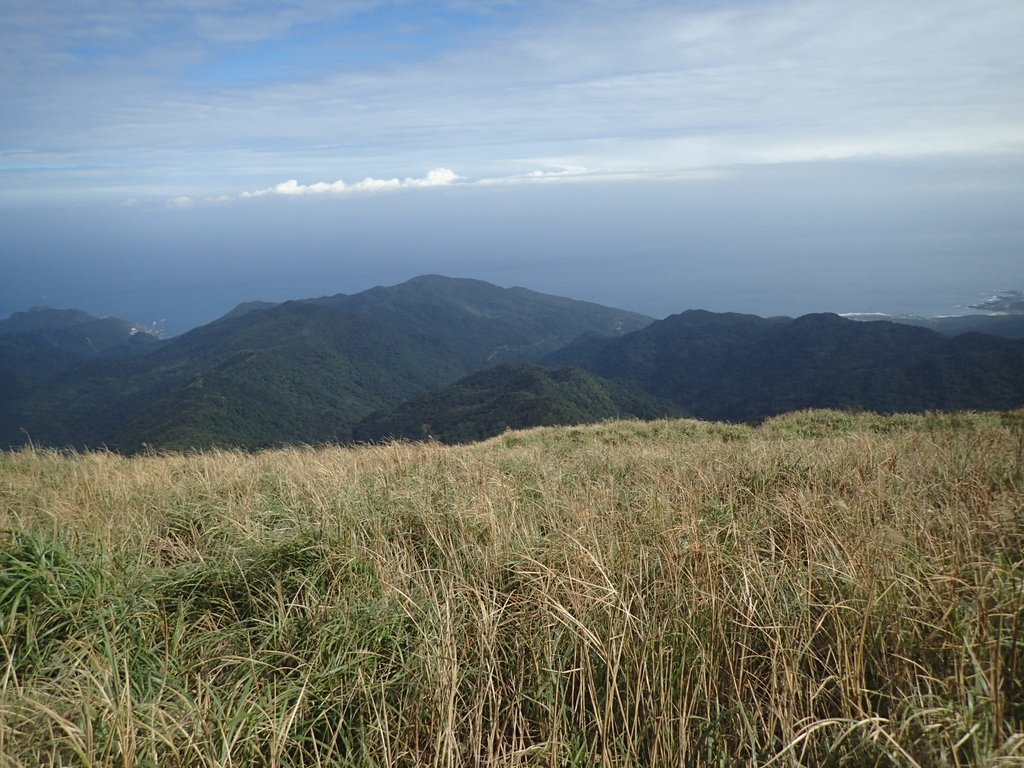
[353,364,680,443]
[3,279,1024,452]
[0,277,652,451]
[549,310,1024,421]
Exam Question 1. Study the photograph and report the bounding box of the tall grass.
[1,410,1022,766]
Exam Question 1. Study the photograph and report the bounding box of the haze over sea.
[2,2,1022,334]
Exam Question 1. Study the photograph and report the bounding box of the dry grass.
[1,410,1022,766]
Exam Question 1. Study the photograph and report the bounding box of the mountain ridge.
[548,311,1024,422]
[0,276,652,451]
[3,276,1023,452]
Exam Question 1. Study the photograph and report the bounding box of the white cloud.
[476,166,591,185]
[222,164,723,206]
[239,167,460,198]
[405,167,461,187]
[235,165,639,203]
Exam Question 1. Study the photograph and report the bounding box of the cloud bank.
[224,166,643,205]
[240,167,460,198]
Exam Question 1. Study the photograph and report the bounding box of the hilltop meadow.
[1,410,1023,766]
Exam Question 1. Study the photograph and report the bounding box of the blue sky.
[2,0,1022,332]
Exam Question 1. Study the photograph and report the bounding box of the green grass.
[1,410,1023,766]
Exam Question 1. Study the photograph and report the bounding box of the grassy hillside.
[1,411,1023,766]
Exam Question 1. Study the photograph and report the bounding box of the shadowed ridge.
[549,309,1024,421]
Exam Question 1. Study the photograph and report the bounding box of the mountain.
[5,278,1024,453]
[0,301,466,451]
[309,275,653,366]
[218,276,653,364]
[547,310,1024,421]
[218,300,278,322]
[106,303,471,451]
[0,309,161,403]
[0,277,653,451]
[847,313,1024,339]
[353,364,681,444]
[0,306,102,335]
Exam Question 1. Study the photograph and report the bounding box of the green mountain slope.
[0,277,653,451]
[0,306,103,335]
[221,275,654,365]
[353,364,681,444]
[314,274,653,366]
[217,300,278,322]
[6,277,1024,452]
[0,312,160,403]
[548,311,1024,421]
[2,302,466,451]
[112,303,467,451]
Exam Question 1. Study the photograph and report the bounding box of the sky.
[1,0,1022,334]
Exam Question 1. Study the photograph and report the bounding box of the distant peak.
[404,274,489,287]
[665,308,769,323]
[793,312,844,323]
